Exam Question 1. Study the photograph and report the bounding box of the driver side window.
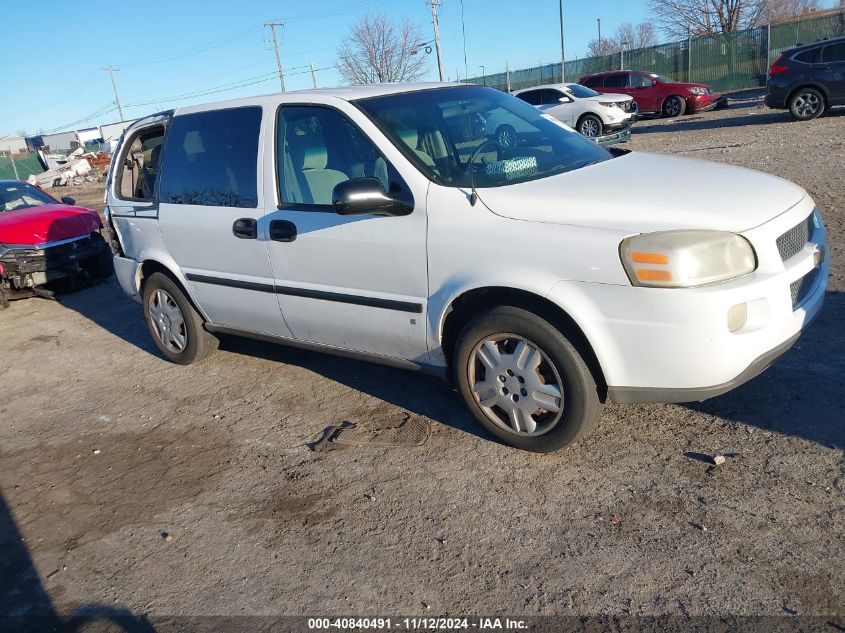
[630,74,653,88]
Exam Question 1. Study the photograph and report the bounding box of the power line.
[121,24,263,68]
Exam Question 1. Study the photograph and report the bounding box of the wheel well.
[139,260,208,320]
[661,94,685,108]
[786,84,828,105]
[440,287,607,399]
[576,112,601,127]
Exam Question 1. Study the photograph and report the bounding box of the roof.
[172,82,469,116]
[785,34,845,52]
[513,83,581,93]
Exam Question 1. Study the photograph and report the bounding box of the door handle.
[269,219,297,242]
[233,218,257,239]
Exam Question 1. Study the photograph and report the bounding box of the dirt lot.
[1,95,843,628]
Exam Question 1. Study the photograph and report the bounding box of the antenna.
[460,0,469,84]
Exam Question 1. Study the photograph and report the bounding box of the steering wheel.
[464,140,500,173]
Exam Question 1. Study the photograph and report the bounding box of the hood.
[476,152,806,234]
[589,92,632,103]
[0,204,101,247]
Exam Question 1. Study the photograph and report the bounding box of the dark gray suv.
[765,36,845,120]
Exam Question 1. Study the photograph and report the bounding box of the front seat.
[300,145,348,205]
[396,126,436,169]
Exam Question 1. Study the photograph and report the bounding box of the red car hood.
[0,204,101,247]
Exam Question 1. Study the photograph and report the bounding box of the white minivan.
[106,83,828,452]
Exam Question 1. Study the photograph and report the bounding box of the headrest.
[302,145,328,170]
[397,126,418,149]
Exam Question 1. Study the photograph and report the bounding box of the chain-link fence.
[467,8,845,93]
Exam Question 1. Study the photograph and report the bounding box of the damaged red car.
[0,180,112,309]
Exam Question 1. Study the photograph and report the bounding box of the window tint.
[603,73,628,88]
[277,106,404,206]
[117,126,164,201]
[159,107,261,208]
[630,73,653,88]
[582,76,604,88]
[795,47,820,63]
[516,90,541,106]
[822,43,845,62]
[539,89,565,105]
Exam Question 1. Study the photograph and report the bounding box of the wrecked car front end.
[0,233,113,306]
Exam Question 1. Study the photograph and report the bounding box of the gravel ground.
[1,94,843,628]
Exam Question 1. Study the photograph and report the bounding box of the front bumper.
[548,197,828,404]
[689,94,728,112]
[593,125,632,146]
[0,233,112,293]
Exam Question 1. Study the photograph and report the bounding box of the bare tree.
[615,22,659,49]
[756,0,822,23]
[336,13,428,84]
[649,0,823,38]
[587,37,621,57]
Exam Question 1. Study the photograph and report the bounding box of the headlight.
[689,87,706,95]
[598,101,618,108]
[620,230,756,288]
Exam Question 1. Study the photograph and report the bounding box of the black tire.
[788,87,825,121]
[577,114,603,138]
[142,272,218,365]
[454,306,603,452]
[661,95,686,118]
[495,124,517,149]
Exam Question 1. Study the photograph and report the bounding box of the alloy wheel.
[497,126,516,149]
[468,334,564,436]
[794,92,821,118]
[664,97,681,117]
[148,289,187,353]
[580,118,600,137]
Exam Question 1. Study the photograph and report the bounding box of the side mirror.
[332,178,413,217]
[558,95,573,103]
[60,196,76,205]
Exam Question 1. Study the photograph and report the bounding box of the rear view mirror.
[332,178,413,217]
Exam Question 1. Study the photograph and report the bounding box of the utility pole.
[265,21,286,92]
[101,67,124,122]
[426,0,445,81]
[310,62,318,89]
[479,65,485,85]
[597,18,602,50]
[558,0,566,82]
[505,60,511,92]
[8,152,19,180]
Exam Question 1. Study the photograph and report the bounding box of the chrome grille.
[790,268,819,307]
[776,214,814,262]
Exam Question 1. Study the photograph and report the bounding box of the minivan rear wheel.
[789,88,824,121]
[454,306,603,452]
[142,272,218,365]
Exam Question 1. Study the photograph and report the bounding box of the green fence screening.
[0,154,45,180]
[467,8,845,94]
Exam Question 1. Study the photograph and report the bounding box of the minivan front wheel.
[454,306,602,452]
[142,272,218,365]
[789,88,824,121]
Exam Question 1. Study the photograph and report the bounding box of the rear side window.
[516,90,541,105]
[794,48,820,64]
[603,74,628,88]
[159,106,261,208]
[822,43,845,62]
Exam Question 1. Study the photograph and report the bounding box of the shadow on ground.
[58,279,844,450]
[633,107,844,135]
[0,492,155,633]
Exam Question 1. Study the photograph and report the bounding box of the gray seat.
[301,145,348,205]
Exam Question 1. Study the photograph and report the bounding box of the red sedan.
[0,180,112,308]
[579,70,727,117]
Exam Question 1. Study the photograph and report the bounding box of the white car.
[510,83,636,142]
[107,83,827,452]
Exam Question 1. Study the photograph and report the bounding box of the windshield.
[0,182,56,212]
[652,74,674,83]
[565,84,601,98]
[354,86,611,188]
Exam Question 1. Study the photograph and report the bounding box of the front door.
[156,106,293,338]
[263,103,429,362]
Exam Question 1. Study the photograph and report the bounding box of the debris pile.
[26,149,110,189]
